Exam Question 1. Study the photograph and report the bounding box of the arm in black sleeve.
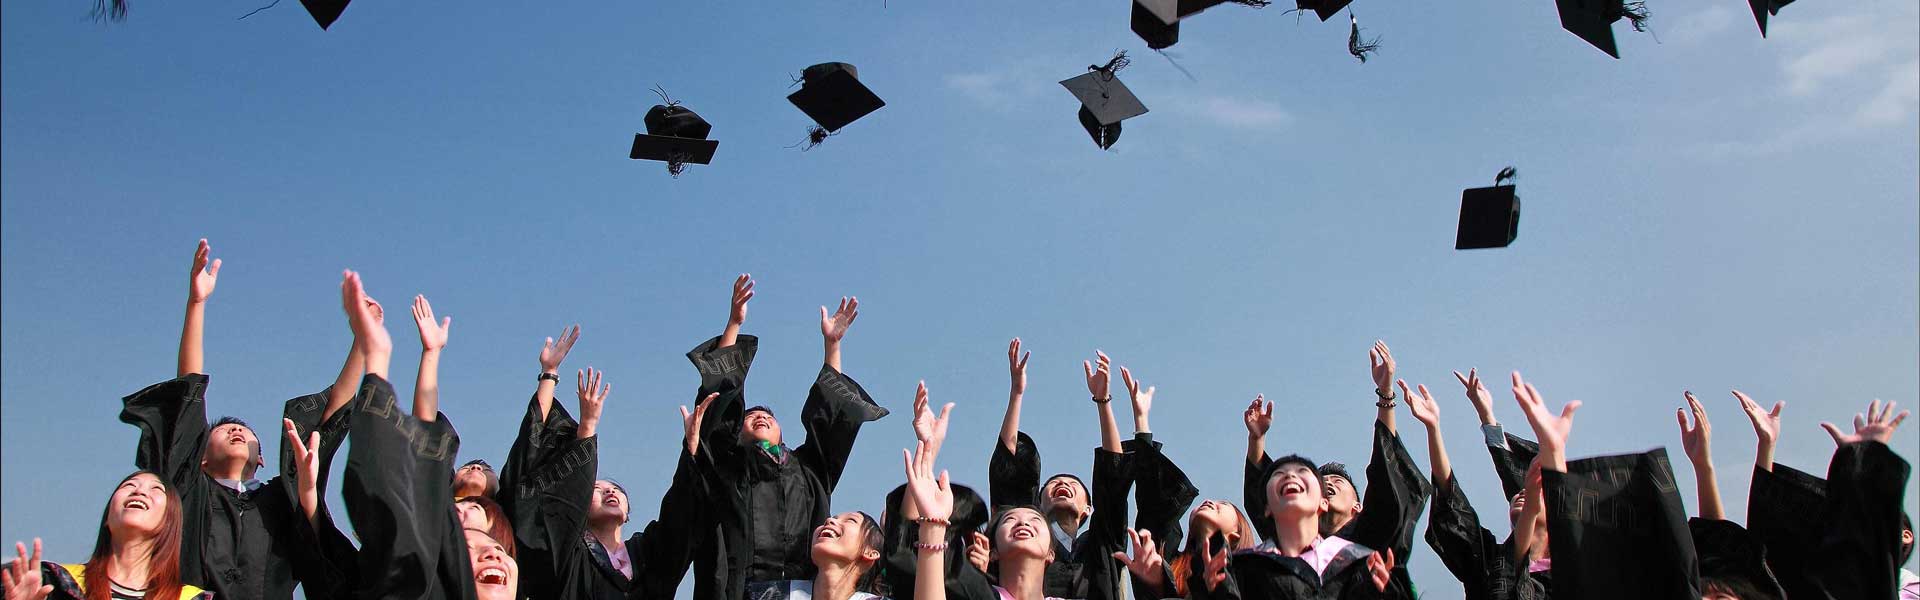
[990,431,1043,511]
[1490,432,1540,501]
[1422,476,1498,600]
[1244,453,1273,543]
[498,396,579,529]
[340,374,464,600]
[1744,461,1827,599]
[1081,447,1136,600]
[791,366,889,492]
[512,432,598,596]
[1346,420,1433,563]
[1127,433,1199,553]
[638,447,709,599]
[119,374,212,490]
[1806,441,1911,600]
[282,387,361,599]
[687,334,757,446]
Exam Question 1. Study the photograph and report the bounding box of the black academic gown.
[1747,442,1910,600]
[118,374,337,600]
[509,399,705,600]
[339,374,479,600]
[1244,421,1429,599]
[1422,476,1550,600]
[1539,449,1698,600]
[692,335,889,600]
[681,335,758,600]
[1185,541,1389,600]
[879,483,996,600]
[985,430,1136,600]
[1123,433,1200,600]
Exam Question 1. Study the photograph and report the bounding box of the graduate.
[116,240,359,600]
[1241,342,1428,598]
[1111,381,1259,600]
[335,270,520,600]
[1,473,212,600]
[688,275,891,600]
[1188,453,1396,599]
[880,383,997,600]
[1408,372,1551,600]
[1673,393,1788,600]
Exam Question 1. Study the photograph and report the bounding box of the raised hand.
[903,441,953,523]
[283,419,322,525]
[966,531,991,574]
[1369,340,1396,395]
[1110,529,1167,588]
[1,539,50,600]
[1083,351,1113,400]
[1453,368,1497,425]
[188,238,222,303]
[1733,390,1784,470]
[1401,380,1440,429]
[1121,366,1155,433]
[681,393,717,456]
[1008,338,1030,396]
[1677,392,1713,468]
[341,271,391,374]
[820,296,859,343]
[576,367,610,439]
[1366,549,1396,592]
[729,274,754,327]
[411,295,451,352]
[1243,395,1273,439]
[539,325,581,374]
[911,381,955,456]
[1511,371,1579,471]
[1821,399,1909,446]
[1199,532,1237,592]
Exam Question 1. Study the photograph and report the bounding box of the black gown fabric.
[680,335,759,600]
[1123,433,1199,600]
[1183,540,1388,600]
[692,335,890,600]
[985,430,1137,600]
[118,374,338,600]
[1489,434,1540,502]
[1540,449,1697,600]
[1686,518,1784,600]
[1422,475,1550,600]
[879,482,996,600]
[339,374,479,600]
[508,399,706,600]
[1746,442,1910,600]
[1244,421,1429,599]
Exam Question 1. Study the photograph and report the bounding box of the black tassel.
[1495,166,1518,186]
[91,0,128,22]
[651,85,680,108]
[1348,14,1381,63]
[665,155,689,178]
[1621,1,1652,32]
[1089,51,1132,80]
[797,125,835,151]
[1227,0,1273,7]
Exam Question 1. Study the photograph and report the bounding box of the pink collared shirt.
[1254,536,1355,577]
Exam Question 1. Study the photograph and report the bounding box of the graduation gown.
[1185,539,1388,600]
[15,562,214,600]
[985,431,1137,600]
[118,374,338,600]
[879,482,996,600]
[682,334,760,600]
[1244,421,1430,599]
[340,374,478,600]
[1539,448,1698,600]
[1760,441,1911,600]
[1422,476,1550,600]
[509,399,707,600]
[694,335,889,600]
[1123,433,1199,600]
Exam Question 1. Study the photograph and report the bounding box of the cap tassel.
[1495,166,1518,186]
[92,0,129,21]
[665,154,690,178]
[1227,0,1273,7]
[1348,14,1382,63]
[788,125,836,151]
[236,0,281,20]
[1621,1,1652,32]
[1089,51,1132,80]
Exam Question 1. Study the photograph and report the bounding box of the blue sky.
[3,0,1915,597]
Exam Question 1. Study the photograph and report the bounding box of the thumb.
[441,316,452,330]
[207,258,222,277]
[1820,422,1844,444]
[1112,551,1129,563]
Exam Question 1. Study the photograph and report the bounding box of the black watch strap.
[538,372,561,383]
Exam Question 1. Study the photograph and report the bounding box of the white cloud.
[1169,94,1293,132]
[1696,7,1918,157]
[1670,5,1737,45]
[1854,61,1920,126]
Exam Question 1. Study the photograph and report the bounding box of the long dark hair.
[84,472,185,600]
[1166,502,1256,597]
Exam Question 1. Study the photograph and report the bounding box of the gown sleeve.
[1490,433,1540,502]
[637,447,712,600]
[281,387,361,600]
[510,431,598,598]
[1343,420,1433,566]
[1243,453,1273,543]
[1081,446,1137,600]
[1804,441,1911,600]
[340,374,464,600]
[990,431,1043,511]
[119,374,212,493]
[1126,433,1196,600]
[1745,461,1828,599]
[1541,448,1698,600]
[1422,476,1498,600]
[687,334,758,448]
[791,366,890,493]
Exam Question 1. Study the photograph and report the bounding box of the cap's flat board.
[630,134,719,165]
[1060,72,1148,125]
[786,70,886,133]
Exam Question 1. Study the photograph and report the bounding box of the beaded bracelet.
[916,516,951,526]
[915,541,950,552]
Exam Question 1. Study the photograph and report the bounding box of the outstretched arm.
[342,271,392,386]
[535,325,581,423]
[1122,366,1154,436]
[284,419,323,528]
[1000,338,1029,453]
[575,367,609,440]
[410,295,451,420]
[1243,395,1271,465]
[821,296,858,373]
[1511,371,1577,473]
[1369,340,1398,434]
[721,274,753,349]
[904,397,955,600]
[1086,351,1122,453]
[178,239,221,377]
[1733,390,1783,472]
[1403,380,1451,491]
[1677,392,1723,520]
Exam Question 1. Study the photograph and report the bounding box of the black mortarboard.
[1554,0,1652,58]
[1456,167,1521,250]
[1140,0,1261,24]
[1747,0,1795,37]
[1061,53,1149,150]
[629,91,718,178]
[1294,0,1353,22]
[787,63,885,135]
[299,0,349,30]
[1130,1,1180,49]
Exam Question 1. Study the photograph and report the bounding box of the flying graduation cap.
[1747,0,1796,37]
[1293,0,1353,21]
[787,62,886,149]
[1554,0,1652,58]
[1132,0,1272,49]
[629,88,718,178]
[299,0,349,29]
[1456,167,1521,250]
[1061,53,1149,150]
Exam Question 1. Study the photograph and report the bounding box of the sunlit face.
[108,473,170,539]
[810,512,879,568]
[202,422,261,475]
[740,410,782,445]
[453,464,494,495]
[589,480,628,525]
[1190,499,1242,540]
[1323,475,1359,516]
[1042,477,1089,518]
[466,529,519,600]
[1265,463,1327,518]
[456,499,492,531]
[993,507,1054,562]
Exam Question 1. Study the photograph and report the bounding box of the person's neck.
[107,536,157,589]
[1048,510,1084,535]
[1320,510,1353,536]
[810,559,862,600]
[999,559,1048,600]
[1268,511,1322,557]
[589,521,625,553]
[452,482,487,499]
[1526,531,1551,561]
[203,460,248,482]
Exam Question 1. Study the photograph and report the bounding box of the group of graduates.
[2,239,1916,600]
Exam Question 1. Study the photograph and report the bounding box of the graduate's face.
[466,529,519,600]
[108,473,170,538]
[456,499,493,531]
[740,410,782,445]
[1323,474,1359,516]
[1266,464,1327,517]
[1042,477,1089,518]
[589,480,629,524]
[202,422,261,474]
[993,507,1054,561]
[1190,499,1243,539]
[453,464,494,495]
[810,512,880,567]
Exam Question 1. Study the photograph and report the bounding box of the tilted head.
[590,480,630,526]
[810,511,883,574]
[453,459,499,498]
[1317,462,1360,528]
[203,416,263,480]
[455,496,515,558]
[740,406,784,446]
[1042,474,1090,523]
[1264,455,1329,522]
[1186,499,1256,551]
[991,506,1057,565]
[466,528,520,600]
[90,472,186,600]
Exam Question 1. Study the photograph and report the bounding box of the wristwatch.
[538,372,561,383]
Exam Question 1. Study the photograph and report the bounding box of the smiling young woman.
[2,471,211,600]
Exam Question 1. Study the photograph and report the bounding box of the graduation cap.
[1293,0,1353,22]
[299,0,349,30]
[629,88,718,178]
[1554,0,1652,58]
[1139,0,1273,25]
[1060,53,1149,150]
[1456,167,1521,250]
[1747,0,1796,37]
[1130,1,1180,49]
[787,62,885,148]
